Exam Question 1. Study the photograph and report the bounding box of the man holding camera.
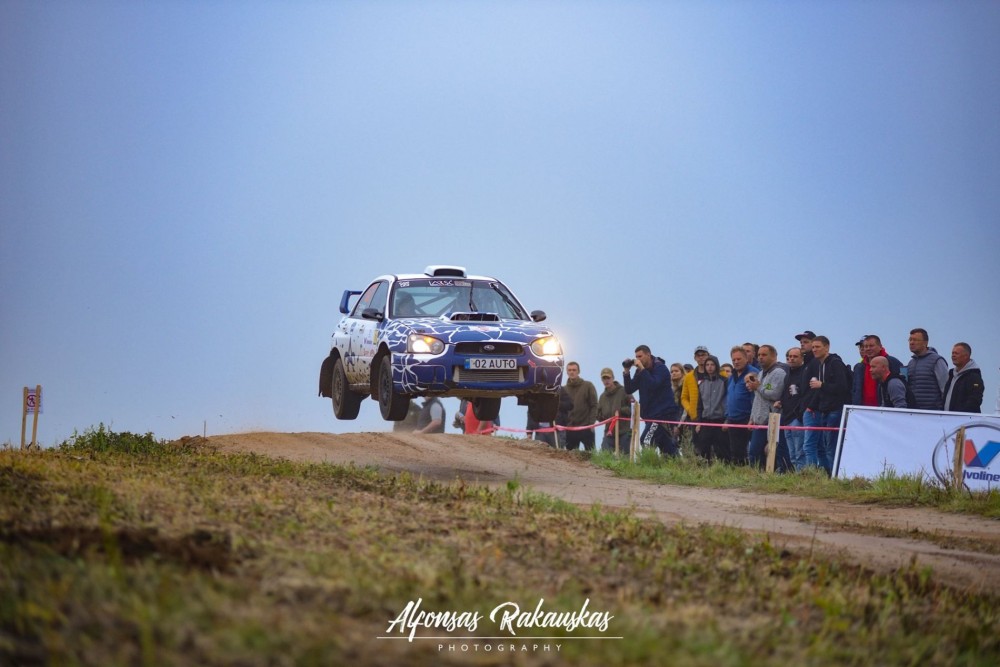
[622,345,680,457]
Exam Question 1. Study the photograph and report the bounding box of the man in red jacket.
[852,334,903,407]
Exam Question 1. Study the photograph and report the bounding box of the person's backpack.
[898,373,916,409]
[880,372,915,408]
[841,361,854,402]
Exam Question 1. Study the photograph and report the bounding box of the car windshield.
[390,279,528,319]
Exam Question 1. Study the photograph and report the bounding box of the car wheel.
[527,394,558,423]
[378,356,411,421]
[472,397,501,422]
[332,358,362,420]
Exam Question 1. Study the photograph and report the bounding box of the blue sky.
[2,1,998,444]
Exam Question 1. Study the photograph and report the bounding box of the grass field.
[2,426,999,666]
[590,446,1000,518]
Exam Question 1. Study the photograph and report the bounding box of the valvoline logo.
[964,439,1000,469]
[932,422,1000,489]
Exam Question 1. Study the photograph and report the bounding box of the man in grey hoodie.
[906,328,949,411]
[745,345,792,471]
[943,342,985,413]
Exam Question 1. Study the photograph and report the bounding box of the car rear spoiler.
[339,290,362,314]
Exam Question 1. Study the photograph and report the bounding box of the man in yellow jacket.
[681,346,711,420]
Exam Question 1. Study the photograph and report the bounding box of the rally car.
[318,266,564,424]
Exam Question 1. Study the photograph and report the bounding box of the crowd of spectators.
[390,327,986,477]
[532,328,986,476]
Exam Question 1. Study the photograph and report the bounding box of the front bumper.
[391,350,563,398]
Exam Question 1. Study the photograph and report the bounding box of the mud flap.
[319,356,334,397]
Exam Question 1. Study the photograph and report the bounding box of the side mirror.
[362,308,384,322]
[530,310,547,323]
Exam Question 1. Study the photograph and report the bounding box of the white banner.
[834,406,1000,490]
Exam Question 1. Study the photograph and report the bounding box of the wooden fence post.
[631,402,641,463]
[31,385,41,449]
[765,412,781,473]
[953,426,966,491]
[21,387,28,451]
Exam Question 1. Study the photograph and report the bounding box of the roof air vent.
[424,265,467,278]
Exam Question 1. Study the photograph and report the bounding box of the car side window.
[350,282,380,318]
[369,281,389,316]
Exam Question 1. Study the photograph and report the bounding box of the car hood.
[385,317,554,343]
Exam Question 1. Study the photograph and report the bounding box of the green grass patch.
[1,426,998,666]
[591,448,1000,518]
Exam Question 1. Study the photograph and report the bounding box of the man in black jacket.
[775,347,809,471]
[943,342,985,413]
[802,335,850,476]
[795,330,816,365]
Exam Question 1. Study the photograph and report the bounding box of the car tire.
[378,356,411,421]
[472,397,502,422]
[528,394,558,423]
[332,358,362,420]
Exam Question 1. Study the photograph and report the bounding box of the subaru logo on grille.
[483,344,495,351]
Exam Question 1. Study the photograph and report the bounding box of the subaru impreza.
[318,266,563,424]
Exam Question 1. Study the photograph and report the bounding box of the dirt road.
[209,431,1000,593]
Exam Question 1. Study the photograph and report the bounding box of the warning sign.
[26,387,42,414]
[22,385,42,450]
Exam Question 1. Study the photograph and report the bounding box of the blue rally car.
[318,266,564,424]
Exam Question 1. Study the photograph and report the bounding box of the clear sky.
[2,1,998,445]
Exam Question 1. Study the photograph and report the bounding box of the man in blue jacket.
[724,346,759,465]
[622,345,680,457]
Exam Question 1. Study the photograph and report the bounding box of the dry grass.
[1,426,998,666]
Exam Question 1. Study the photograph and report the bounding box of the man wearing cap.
[852,335,903,407]
[597,367,632,454]
[795,330,816,365]
[680,346,711,423]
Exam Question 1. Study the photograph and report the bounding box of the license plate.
[464,357,517,370]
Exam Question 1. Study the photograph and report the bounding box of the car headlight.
[407,334,445,355]
[531,336,562,356]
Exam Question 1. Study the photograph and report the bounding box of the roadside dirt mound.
[208,431,1000,593]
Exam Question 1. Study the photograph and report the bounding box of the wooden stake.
[21,387,28,451]
[953,426,966,491]
[765,412,780,473]
[631,402,641,463]
[30,385,41,449]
